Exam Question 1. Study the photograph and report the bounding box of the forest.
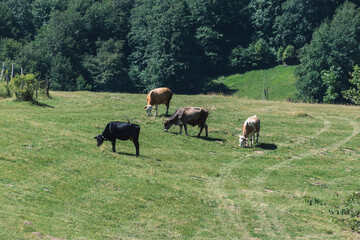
[1,0,360,103]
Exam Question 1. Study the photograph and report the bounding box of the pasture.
[0,91,359,239]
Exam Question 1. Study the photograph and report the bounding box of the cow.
[94,121,140,156]
[239,115,260,147]
[144,87,173,116]
[164,107,210,137]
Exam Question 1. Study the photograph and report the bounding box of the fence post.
[11,63,14,80]
[0,62,4,81]
[46,78,50,98]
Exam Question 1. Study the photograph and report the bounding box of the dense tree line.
[1,0,360,102]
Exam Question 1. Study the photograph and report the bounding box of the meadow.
[0,91,360,239]
[221,65,298,101]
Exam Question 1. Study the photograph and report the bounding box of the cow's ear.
[143,106,147,109]
[178,109,185,118]
[94,136,97,139]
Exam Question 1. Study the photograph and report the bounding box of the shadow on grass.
[196,136,227,143]
[166,131,226,143]
[30,100,54,108]
[257,143,278,150]
[117,151,163,162]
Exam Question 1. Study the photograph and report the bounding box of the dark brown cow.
[163,107,210,137]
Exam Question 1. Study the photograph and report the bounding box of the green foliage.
[229,38,275,72]
[0,83,12,98]
[276,46,285,63]
[296,2,360,102]
[343,65,360,104]
[0,38,22,60]
[321,66,341,103]
[10,74,37,101]
[0,2,14,38]
[282,45,296,64]
[329,192,360,233]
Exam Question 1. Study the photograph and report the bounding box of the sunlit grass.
[0,91,359,239]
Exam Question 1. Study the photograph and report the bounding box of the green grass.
[0,91,360,239]
[221,65,297,101]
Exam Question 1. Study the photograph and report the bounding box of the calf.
[164,107,210,137]
[144,87,173,116]
[239,115,260,147]
[94,121,140,156]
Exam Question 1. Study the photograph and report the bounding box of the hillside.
[0,92,360,239]
[220,65,297,101]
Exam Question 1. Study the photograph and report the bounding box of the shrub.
[0,83,12,98]
[10,74,38,101]
[343,65,360,105]
[282,45,297,65]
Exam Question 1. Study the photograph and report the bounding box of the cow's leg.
[155,104,159,116]
[179,125,183,134]
[133,138,140,157]
[111,140,116,152]
[255,132,259,144]
[165,103,169,116]
[198,124,204,137]
[205,123,208,137]
[183,123,188,136]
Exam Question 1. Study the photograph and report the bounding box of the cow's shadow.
[117,151,163,162]
[256,143,278,150]
[196,136,227,143]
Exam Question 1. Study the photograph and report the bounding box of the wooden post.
[266,76,269,101]
[0,62,4,81]
[21,67,23,76]
[11,63,14,80]
[46,78,50,98]
[262,77,265,101]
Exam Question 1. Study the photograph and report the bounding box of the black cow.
[164,107,210,137]
[94,121,140,156]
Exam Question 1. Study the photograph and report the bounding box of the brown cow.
[164,107,210,137]
[239,115,260,147]
[144,87,173,116]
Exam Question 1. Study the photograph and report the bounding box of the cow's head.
[163,119,172,132]
[94,135,107,146]
[144,105,153,116]
[238,135,247,148]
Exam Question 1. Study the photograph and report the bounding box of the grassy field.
[0,91,360,239]
[220,65,297,101]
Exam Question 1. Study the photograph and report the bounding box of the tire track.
[197,116,358,238]
[244,118,359,239]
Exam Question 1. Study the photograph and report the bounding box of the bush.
[0,83,12,98]
[282,45,297,65]
[229,38,276,72]
[10,74,38,101]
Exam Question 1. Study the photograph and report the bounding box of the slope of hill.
[219,65,297,101]
[0,92,359,239]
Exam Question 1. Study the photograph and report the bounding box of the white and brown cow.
[164,107,210,137]
[144,87,173,116]
[239,115,260,147]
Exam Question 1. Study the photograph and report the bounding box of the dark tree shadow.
[30,100,54,108]
[257,143,278,150]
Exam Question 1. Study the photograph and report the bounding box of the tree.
[273,0,345,48]
[343,65,360,105]
[249,0,285,46]
[0,2,14,38]
[296,2,360,102]
[83,39,130,92]
[128,0,200,93]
